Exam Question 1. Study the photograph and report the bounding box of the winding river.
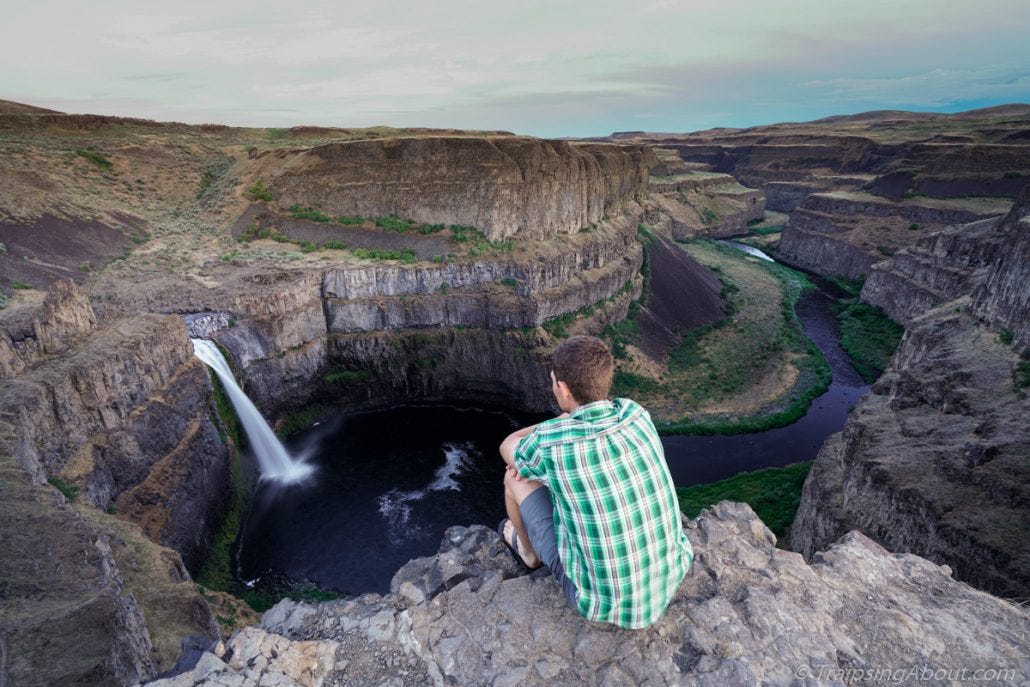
[236,242,868,595]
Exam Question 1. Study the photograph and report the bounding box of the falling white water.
[191,338,313,485]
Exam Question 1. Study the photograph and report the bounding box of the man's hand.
[505,464,529,483]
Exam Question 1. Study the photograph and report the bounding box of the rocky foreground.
[149,502,1029,687]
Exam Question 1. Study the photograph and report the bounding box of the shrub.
[335,215,364,225]
[322,240,346,250]
[1015,361,1030,390]
[999,328,1014,345]
[247,181,273,201]
[351,247,417,263]
[323,369,369,384]
[876,245,895,257]
[375,216,415,232]
[10,280,31,290]
[288,205,331,222]
[500,277,518,288]
[612,370,663,396]
[48,476,80,500]
[76,148,112,169]
[419,224,446,234]
[908,223,920,231]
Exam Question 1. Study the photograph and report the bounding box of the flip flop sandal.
[497,518,543,571]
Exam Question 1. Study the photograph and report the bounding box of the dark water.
[661,285,868,487]
[237,404,543,595]
[237,244,868,594]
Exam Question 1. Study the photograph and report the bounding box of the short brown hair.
[552,335,613,404]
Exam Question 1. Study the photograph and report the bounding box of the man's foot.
[498,519,542,571]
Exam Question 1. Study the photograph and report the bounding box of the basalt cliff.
[1,103,1029,686]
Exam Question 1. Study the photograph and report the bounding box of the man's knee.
[504,468,543,504]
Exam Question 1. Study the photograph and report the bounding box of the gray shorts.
[519,487,580,610]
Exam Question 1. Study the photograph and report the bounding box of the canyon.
[1,101,1029,685]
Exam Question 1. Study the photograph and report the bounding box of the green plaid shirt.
[514,398,693,629]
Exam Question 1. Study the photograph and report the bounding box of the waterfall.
[191,338,313,484]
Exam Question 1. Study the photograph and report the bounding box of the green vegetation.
[677,462,813,540]
[1015,360,1030,390]
[500,277,518,289]
[267,128,290,142]
[748,224,783,236]
[288,205,332,223]
[908,223,921,231]
[322,240,346,250]
[195,372,248,593]
[375,215,416,232]
[240,581,341,613]
[876,244,895,257]
[247,180,273,201]
[10,280,31,290]
[999,328,1015,345]
[276,404,330,439]
[75,148,112,169]
[352,247,417,263]
[419,223,446,234]
[612,370,663,395]
[0,293,7,310]
[449,224,514,255]
[336,215,364,225]
[835,302,904,383]
[826,275,864,298]
[601,317,639,359]
[699,207,718,225]
[47,476,80,500]
[323,368,369,384]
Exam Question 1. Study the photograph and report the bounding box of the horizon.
[3,0,1030,138]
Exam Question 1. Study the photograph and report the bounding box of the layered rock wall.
[792,191,1030,598]
[249,136,651,241]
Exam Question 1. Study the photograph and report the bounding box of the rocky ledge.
[148,501,1029,687]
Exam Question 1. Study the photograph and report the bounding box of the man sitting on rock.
[499,335,693,629]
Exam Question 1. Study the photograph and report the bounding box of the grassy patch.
[835,302,904,383]
[749,224,783,236]
[10,280,31,290]
[612,370,663,396]
[277,404,330,438]
[629,239,832,435]
[677,462,813,539]
[1015,360,1030,390]
[351,247,417,263]
[288,205,332,223]
[448,224,514,256]
[322,240,346,250]
[826,275,865,299]
[999,328,1014,346]
[375,216,416,232]
[47,476,80,500]
[76,148,112,169]
[323,368,369,384]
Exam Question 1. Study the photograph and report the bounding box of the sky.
[3,0,1030,138]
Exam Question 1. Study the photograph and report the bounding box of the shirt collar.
[570,399,616,421]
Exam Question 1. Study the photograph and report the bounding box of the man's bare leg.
[503,466,543,568]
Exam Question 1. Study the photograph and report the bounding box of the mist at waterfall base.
[237,405,544,596]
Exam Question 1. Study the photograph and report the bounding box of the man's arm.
[499,413,570,470]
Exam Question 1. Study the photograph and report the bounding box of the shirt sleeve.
[513,428,548,483]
